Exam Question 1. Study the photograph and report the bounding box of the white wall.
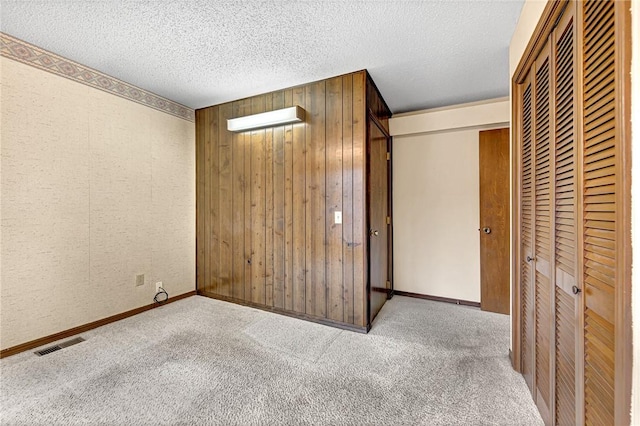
[390,99,509,303]
[0,56,195,350]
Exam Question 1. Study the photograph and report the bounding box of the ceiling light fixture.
[227,106,305,132]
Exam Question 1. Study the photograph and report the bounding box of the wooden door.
[552,8,581,426]
[532,41,553,424]
[519,72,535,394]
[367,118,389,324]
[513,1,632,425]
[479,128,510,315]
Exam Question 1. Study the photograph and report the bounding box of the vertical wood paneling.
[342,74,355,324]
[264,93,274,307]
[232,99,249,300]
[272,91,285,309]
[352,72,367,327]
[305,81,327,318]
[292,86,307,314]
[283,89,294,312]
[326,77,344,322]
[219,103,233,298]
[204,107,214,294]
[243,101,253,301]
[210,108,220,295]
[196,70,381,330]
[251,96,266,305]
[366,76,391,135]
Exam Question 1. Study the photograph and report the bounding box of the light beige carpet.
[0,295,542,425]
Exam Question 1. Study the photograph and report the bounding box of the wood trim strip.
[0,291,197,359]
[393,290,481,308]
[198,290,369,333]
[614,1,632,424]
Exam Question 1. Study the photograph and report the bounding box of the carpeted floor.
[0,295,543,425]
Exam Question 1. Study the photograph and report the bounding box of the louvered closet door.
[519,73,535,394]
[580,0,617,424]
[552,7,580,426]
[533,42,553,423]
[515,1,630,424]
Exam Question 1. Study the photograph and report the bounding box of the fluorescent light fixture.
[227,106,305,132]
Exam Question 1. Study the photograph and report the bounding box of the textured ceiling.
[0,0,524,113]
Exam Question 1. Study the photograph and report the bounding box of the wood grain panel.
[231,99,249,300]
[479,128,510,315]
[581,1,616,423]
[520,77,534,393]
[283,90,294,311]
[352,72,367,327]
[366,74,391,135]
[219,103,233,298]
[342,74,355,324]
[250,95,266,305]
[272,91,285,309]
[534,47,552,416]
[195,70,384,330]
[210,107,220,295]
[291,86,306,314]
[265,93,275,307]
[305,81,326,318]
[326,76,344,322]
[553,8,578,426]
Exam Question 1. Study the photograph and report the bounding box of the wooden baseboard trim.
[198,291,369,334]
[0,290,196,359]
[394,290,481,308]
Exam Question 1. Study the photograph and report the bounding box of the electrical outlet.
[334,211,342,224]
[136,274,145,287]
[155,282,163,292]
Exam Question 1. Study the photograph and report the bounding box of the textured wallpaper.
[0,57,195,350]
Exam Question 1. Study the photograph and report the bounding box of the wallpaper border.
[0,32,195,122]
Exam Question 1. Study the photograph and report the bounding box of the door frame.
[365,112,393,326]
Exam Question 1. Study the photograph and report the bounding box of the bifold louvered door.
[552,8,580,426]
[519,73,534,394]
[581,0,617,424]
[533,43,552,421]
[515,1,631,425]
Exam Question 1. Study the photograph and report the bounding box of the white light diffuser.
[227,106,305,132]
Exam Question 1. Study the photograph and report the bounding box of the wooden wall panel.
[352,72,367,327]
[196,70,376,330]
[327,76,344,323]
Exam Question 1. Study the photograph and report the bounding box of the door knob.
[526,255,534,262]
[483,227,491,234]
[369,229,379,236]
[572,286,581,295]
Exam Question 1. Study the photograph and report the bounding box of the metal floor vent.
[34,337,85,356]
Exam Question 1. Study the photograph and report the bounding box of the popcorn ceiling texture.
[0,57,196,350]
[0,0,524,113]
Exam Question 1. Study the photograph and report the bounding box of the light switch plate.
[334,211,342,224]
